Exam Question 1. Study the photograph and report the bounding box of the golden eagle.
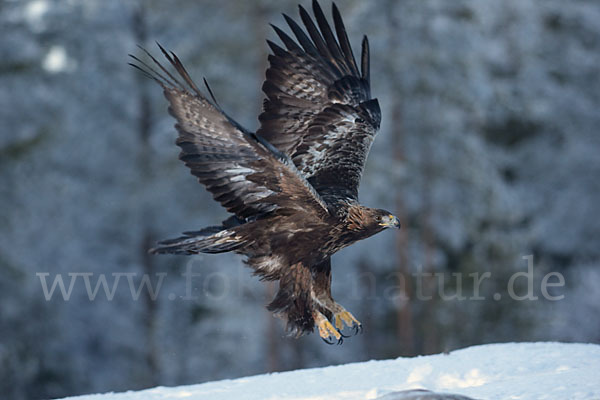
[130,0,400,344]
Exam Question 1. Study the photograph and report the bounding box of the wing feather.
[332,3,360,76]
[360,35,370,84]
[311,1,347,74]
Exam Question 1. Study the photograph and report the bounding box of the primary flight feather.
[130,0,400,344]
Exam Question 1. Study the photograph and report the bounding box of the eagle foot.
[334,309,362,337]
[313,311,343,345]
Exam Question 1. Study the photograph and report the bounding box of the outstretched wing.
[258,0,381,202]
[129,45,329,221]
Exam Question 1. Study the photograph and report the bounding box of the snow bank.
[60,342,600,400]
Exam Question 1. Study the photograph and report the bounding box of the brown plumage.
[130,0,400,344]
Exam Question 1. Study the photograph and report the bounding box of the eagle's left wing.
[257,0,381,202]
[129,45,329,222]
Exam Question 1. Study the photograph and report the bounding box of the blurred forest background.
[1,0,599,398]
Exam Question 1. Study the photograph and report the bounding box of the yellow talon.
[313,311,342,343]
[319,320,341,341]
[334,310,362,334]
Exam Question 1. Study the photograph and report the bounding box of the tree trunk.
[386,0,415,357]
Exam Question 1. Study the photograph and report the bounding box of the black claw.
[322,337,336,345]
[336,322,363,338]
[353,324,363,335]
[337,336,344,345]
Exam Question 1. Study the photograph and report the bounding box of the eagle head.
[373,209,401,230]
[347,206,401,233]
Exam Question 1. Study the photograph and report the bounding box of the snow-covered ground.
[61,342,600,400]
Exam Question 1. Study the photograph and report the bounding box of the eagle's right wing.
[257,1,381,202]
[130,45,329,221]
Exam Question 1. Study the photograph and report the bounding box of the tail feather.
[150,226,244,255]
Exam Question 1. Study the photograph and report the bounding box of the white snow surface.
[61,342,600,400]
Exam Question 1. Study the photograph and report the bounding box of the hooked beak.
[379,214,401,229]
